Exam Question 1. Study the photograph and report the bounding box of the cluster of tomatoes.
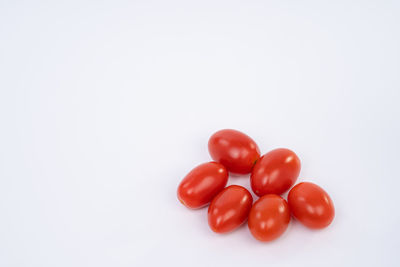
[177,129,335,242]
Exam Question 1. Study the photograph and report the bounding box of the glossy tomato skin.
[248,194,291,242]
[288,182,335,229]
[251,148,301,196]
[208,185,253,233]
[177,162,228,209]
[208,129,260,174]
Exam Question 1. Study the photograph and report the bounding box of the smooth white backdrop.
[0,1,399,266]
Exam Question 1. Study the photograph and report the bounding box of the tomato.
[208,185,253,233]
[251,148,300,196]
[248,194,291,242]
[288,182,335,229]
[177,162,228,209]
[208,129,260,174]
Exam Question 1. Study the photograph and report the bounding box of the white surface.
[1,1,399,266]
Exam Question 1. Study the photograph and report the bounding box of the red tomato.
[208,129,260,174]
[177,162,228,209]
[251,148,300,196]
[288,182,335,229]
[248,194,291,242]
[208,185,253,233]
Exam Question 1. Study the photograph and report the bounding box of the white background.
[1,1,399,266]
